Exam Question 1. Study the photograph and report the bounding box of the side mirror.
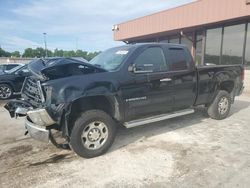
[128,64,153,74]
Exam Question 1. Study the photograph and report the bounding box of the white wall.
[0,57,35,64]
[244,70,250,95]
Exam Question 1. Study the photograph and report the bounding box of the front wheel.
[207,90,231,120]
[0,84,13,100]
[70,110,117,158]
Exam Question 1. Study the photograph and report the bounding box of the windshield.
[89,47,131,71]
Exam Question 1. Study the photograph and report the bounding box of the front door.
[120,46,174,121]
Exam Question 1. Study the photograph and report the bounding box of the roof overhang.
[113,0,250,41]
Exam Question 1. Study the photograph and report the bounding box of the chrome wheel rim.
[81,121,108,150]
[218,97,229,115]
[0,86,12,99]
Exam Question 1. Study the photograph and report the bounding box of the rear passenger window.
[134,47,167,72]
[168,48,188,71]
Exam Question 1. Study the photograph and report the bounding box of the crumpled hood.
[28,57,106,80]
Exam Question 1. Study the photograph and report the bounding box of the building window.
[221,24,245,65]
[246,23,250,67]
[204,28,222,65]
[181,34,193,52]
[195,32,203,65]
[169,36,180,44]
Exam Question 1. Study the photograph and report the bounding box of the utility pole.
[43,32,48,57]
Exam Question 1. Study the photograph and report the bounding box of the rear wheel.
[207,90,231,120]
[0,84,13,100]
[70,110,116,158]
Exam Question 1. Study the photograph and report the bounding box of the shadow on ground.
[29,153,74,166]
[109,99,250,153]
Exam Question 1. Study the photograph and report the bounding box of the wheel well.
[219,81,234,94]
[68,96,115,130]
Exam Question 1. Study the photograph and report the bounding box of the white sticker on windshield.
[116,50,129,55]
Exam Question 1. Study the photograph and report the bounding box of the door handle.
[160,78,172,82]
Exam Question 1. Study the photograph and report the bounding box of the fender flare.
[61,93,124,139]
[208,71,236,104]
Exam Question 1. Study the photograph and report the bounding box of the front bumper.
[24,108,55,143]
[25,117,50,142]
[5,100,56,142]
[27,108,55,126]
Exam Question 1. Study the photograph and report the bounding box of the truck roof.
[116,42,187,49]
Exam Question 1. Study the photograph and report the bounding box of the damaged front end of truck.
[4,57,108,148]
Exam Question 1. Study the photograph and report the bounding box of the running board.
[123,109,194,128]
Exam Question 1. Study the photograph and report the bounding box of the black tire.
[207,90,231,120]
[0,84,13,100]
[70,110,117,158]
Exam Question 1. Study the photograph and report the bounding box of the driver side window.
[134,47,168,72]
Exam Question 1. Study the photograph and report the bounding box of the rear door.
[166,47,197,110]
[121,45,174,120]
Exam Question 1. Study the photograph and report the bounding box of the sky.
[0,0,193,53]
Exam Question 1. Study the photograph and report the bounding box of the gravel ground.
[0,94,250,188]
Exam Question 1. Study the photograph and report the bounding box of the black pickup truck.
[5,43,244,158]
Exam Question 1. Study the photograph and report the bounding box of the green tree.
[47,50,53,57]
[2,47,100,59]
[34,47,46,57]
[23,48,34,57]
[23,47,53,58]
[11,51,21,57]
[86,51,101,61]
[54,49,64,57]
[63,50,76,57]
[75,50,88,59]
[0,48,11,57]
